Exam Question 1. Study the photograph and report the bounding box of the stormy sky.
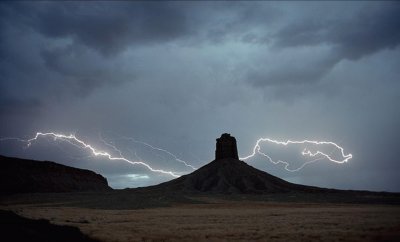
[1,2,399,192]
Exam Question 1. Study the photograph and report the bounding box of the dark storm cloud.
[3,2,189,57]
[0,98,41,116]
[198,2,279,44]
[0,1,192,107]
[248,54,337,87]
[0,1,270,105]
[39,44,127,97]
[247,3,400,90]
[274,4,400,60]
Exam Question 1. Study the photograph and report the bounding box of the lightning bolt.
[1,132,352,175]
[97,132,196,170]
[240,138,352,172]
[1,132,180,177]
[98,134,126,158]
[114,135,196,170]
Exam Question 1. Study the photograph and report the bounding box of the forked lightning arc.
[114,135,196,170]
[240,138,352,172]
[1,132,181,178]
[0,132,352,177]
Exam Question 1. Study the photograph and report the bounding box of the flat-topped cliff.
[0,155,111,194]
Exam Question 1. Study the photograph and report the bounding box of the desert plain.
[2,197,400,242]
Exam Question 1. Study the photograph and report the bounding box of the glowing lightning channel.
[4,132,180,178]
[240,138,352,172]
[98,134,126,158]
[115,136,197,170]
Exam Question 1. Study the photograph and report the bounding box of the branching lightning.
[114,135,196,170]
[2,132,180,177]
[0,132,352,176]
[240,138,352,172]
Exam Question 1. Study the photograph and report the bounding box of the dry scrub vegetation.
[3,201,400,242]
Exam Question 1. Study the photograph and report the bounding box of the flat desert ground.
[3,200,400,242]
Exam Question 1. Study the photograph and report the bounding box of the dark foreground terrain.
[0,209,99,242]
[2,189,400,242]
[1,194,400,242]
[1,154,400,241]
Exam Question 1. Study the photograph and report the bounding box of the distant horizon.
[1,147,394,194]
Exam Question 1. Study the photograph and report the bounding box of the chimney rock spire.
[215,133,239,160]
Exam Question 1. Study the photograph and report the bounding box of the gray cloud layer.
[1,2,399,191]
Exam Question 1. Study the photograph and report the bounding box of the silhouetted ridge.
[149,134,323,194]
[0,155,111,194]
[155,158,321,194]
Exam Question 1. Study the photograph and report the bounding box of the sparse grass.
[2,190,400,241]
[2,201,400,242]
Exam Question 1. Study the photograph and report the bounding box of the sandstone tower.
[215,133,239,160]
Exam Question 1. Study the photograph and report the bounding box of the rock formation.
[0,155,111,194]
[215,133,239,160]
[149,133,323,194]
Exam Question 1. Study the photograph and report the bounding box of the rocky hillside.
[144,133,326,194]
[151,158,324,194]
[0,155,111,194]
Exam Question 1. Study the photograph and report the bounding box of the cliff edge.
[0,155,111,194]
